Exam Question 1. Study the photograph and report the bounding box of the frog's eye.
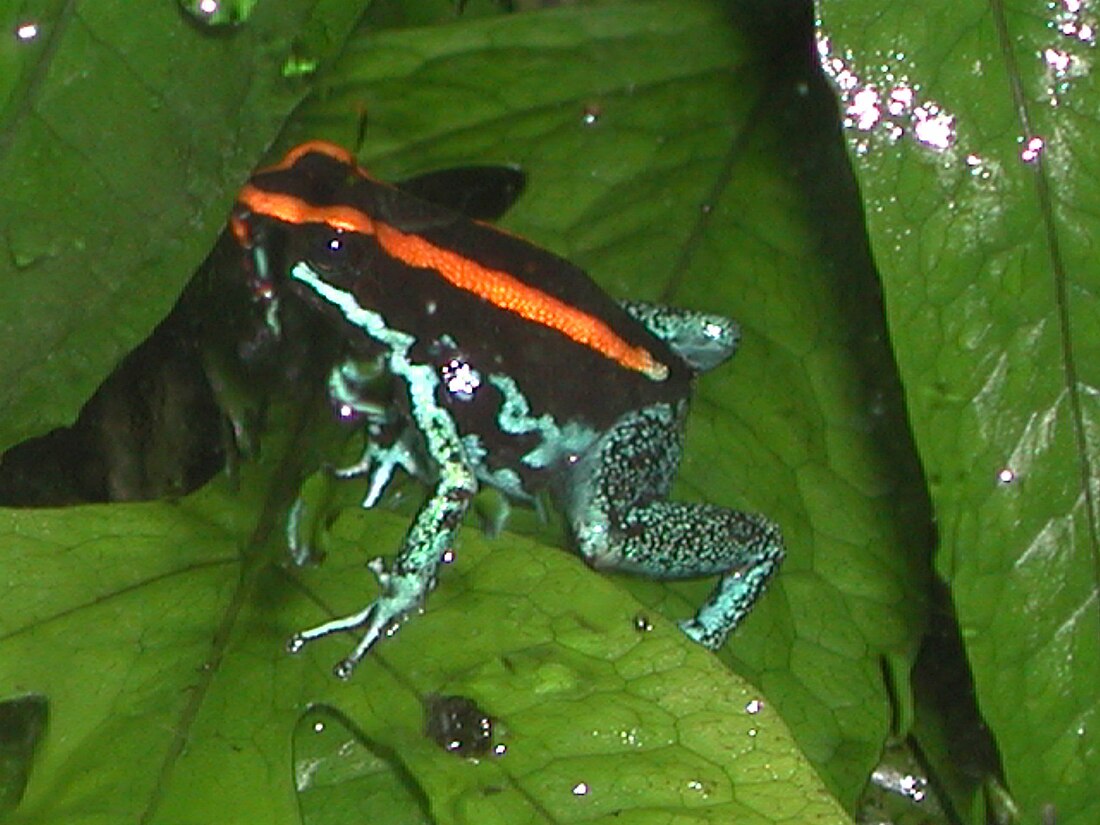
[305,226,351,270]
[320,228,346,256]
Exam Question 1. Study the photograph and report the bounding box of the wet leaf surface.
[817,0,1100,823]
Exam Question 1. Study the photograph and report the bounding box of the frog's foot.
[330,439,421,505]
[284,438,416,567]
[617,301,740,373]
[329,428,427,509]
[287,557,430,679]
[674,512,784,649]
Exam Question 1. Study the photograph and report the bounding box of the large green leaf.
[816,1,1100,823]
[0,0,363,451]
[1,0,930,821]
[0,458,851,822]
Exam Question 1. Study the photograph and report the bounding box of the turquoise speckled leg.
[558,401,784,650]
[286,262,478,678]
[287,400,476,678]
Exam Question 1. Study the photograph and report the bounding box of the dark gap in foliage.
[0,694,48,816]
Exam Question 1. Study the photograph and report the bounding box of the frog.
[232,141,785,678]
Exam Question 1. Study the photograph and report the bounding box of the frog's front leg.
[286,262,477,677]
[559,402,784,650]
[288,404,475,677]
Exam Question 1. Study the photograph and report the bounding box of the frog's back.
[358,176,695,420]
[247,147,694,493]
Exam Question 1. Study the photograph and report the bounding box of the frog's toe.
[286,556,434,676]
[286,597,394,678]
[677,617,724,650]
[332,615,389,679]
[286,599,377,655]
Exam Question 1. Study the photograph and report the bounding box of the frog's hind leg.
[618,301,740,373]
[558,402,784,650]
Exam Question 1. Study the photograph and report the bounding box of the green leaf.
[816,1,1100,823]
[1,0,934,821]
[0,0,363,452]
[0,463,851,823]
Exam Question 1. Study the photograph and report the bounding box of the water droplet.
[14,21,39,41]
[571,781,590,796]
[848,86,881,130]
[912,103,955,150]
[581,104,601,126]
[424,694,494,757]
[633,613,653,632]
[312,720,325,733]
[745,698,764,714]
[887,85,914,115]
[441,548,455,564]
[1044,47,1073,73]
[1020,135,1045,162]
[871,766,929,803]
[442,357,481,400]
[1051,0,1096,46]
[686,779,710,798]
[997,467,1016,484]
[816,33,957,155]
[179,0,257,28]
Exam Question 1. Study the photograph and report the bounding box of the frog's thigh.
[559,402,687,542]
[564,402,784,650]
[618,300,740,372]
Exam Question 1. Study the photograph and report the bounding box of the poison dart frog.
[232,141,785,678]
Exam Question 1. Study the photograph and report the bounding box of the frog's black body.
[251,149,692,479]
[234,141,784,678]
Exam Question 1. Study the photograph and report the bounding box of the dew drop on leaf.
[14,21,39,42]
[424,694,495,757]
